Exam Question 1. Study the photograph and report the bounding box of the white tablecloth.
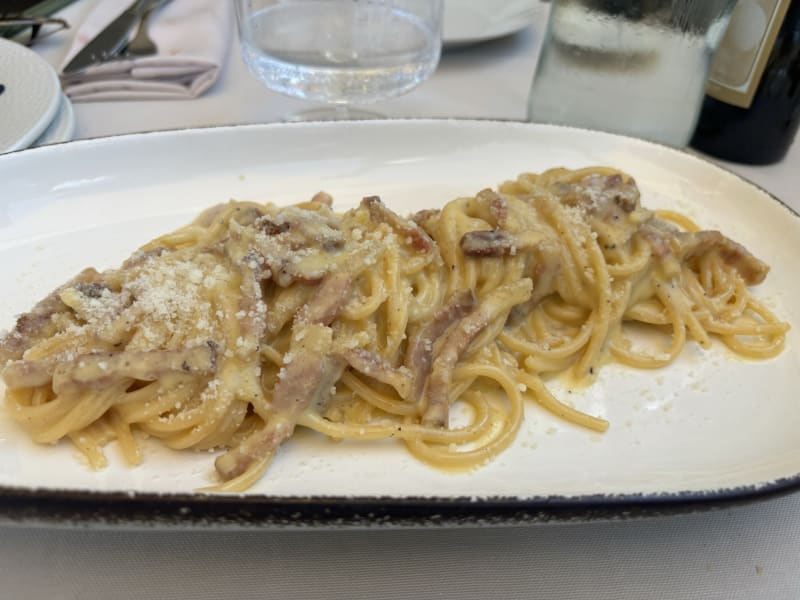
[2,2,800,598]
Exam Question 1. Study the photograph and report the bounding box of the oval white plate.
[444,0,542,46]
[0,38,61,153]
[0,120,798,526]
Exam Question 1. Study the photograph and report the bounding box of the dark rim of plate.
[1,119,798,528]
[2,477,800,528]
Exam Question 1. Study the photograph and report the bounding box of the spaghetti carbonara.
[0,167,788,491]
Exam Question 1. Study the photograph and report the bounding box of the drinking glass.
[235,0,444,121]
[527,0,738,147]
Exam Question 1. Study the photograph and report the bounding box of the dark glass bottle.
[690,0,800,164]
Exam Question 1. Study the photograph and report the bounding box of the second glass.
[235,0,443,120]
[527,0,738,147]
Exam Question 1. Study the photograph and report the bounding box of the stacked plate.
[443,0,542,47]
[0,38,75,154]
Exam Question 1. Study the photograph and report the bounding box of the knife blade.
[62,0,146,74]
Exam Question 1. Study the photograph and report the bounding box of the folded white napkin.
[60,0,232,101]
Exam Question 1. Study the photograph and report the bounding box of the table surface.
[3,2,800,599]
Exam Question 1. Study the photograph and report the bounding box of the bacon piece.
[299,272,352,326]
[677,230,769,285]
[253,207,346,286]
[264,284,314,336]
[234,267,267,356]
[362,196,435,252]
[215,272,353,481]
[460,229,517,257]
[422,279,533,427]
[546,173,646,250]
[3,343,218,392]
[251,205,386,288]
[214,323,344,481]
[460,227,551,262]
[637,223,673,259]
[265,268,353,335]
[337,346,412,399]
[567,173,639,214]
[257,218,291,236]
[271,329,344,413]
[0,268,103,363]
[637,224,769,286]
[404,290,476,404]
[411,209,440,229]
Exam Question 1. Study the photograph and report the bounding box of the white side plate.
[0,120,798,525]
[32,94,76,148]
[443,0,541,47]
[0,39,61,153]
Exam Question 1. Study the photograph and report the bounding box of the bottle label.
[706,0,791,108]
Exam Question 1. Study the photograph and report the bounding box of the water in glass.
[237,0,442,107]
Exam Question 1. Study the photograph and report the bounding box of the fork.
[125,0,170,57]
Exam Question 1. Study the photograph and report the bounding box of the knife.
[62,0,146,74]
